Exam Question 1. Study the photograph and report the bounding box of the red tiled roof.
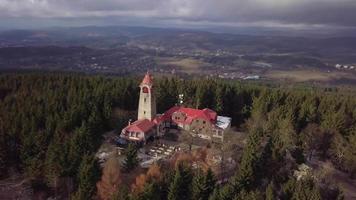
[202,108,217,121]
[124,119,155,133]
[153,106,180,124]
[154,106,217,125]
[141,72,153,85]
[178,107,217,124]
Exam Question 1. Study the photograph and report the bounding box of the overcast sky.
[0,0,355,30]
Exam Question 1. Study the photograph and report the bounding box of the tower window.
[144,111,146,114]
[142,87,149,93]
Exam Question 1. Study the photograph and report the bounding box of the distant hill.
[0,26,356,85]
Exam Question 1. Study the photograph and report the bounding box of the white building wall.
[138,84,157,120]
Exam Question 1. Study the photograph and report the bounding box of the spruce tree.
[208,188,221,200]
[231,127,262,194]
[123,143,139,172]
[292,178,321,200]
[192,169,205,200]
[138,182,161,200]
[281,178,296,200]
[0,134,7,178]
[45,133,72,189]
[72,155,101,200]
[204,168,216,199]
[168,163,193,200]
[112,185,130,200]
[265,181,275,200]
[215,84,225,113]
[68,122,96,175]
[217,184,233,200]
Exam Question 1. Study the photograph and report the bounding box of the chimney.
[128,119,132,126]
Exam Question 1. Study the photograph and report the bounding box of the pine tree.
[345,132,356,177]
[72,154,101,200]
[138,182,161,200]
[123,143,139,172]
[281,178,296,200]
[159,169,175,200]
[235,189,263,200]
[68,122,95,175]
[217,184,233,200]
[204,168,216,199]
[112,185,130,200]
[192,169,205,200]
[292,178,321,200]
[231,126,262,194]
[0,133,8,178]
[208,188,221,200]
[168,163,193,200]
[45,132,71,187]
[265,181,275,200]
[301,123,325,161]
[215,84,225,113]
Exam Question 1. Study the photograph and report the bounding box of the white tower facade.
[137,72,156,121]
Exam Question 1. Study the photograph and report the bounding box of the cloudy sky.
[0,0,355,30]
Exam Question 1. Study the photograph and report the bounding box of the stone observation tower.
[137,72,156,121]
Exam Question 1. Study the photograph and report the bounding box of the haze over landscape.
[1,1,356,200]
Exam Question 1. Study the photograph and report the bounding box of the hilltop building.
[120,73,231,144]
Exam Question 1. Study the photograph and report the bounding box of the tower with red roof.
[138,72,156,121]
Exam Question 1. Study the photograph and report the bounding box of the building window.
[144,111,146,114]
[144,98,146,102]
[203,121,206,124]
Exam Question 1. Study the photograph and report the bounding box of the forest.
[0,72,355,199]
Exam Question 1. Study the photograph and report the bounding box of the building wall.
[121,128,156,142]
[121,130,145,141]
[171,111,214,136]
[171,112,186,123]
[190,118,213,136]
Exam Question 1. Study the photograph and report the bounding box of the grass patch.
[265,70,356,82]
[156,57,211,74]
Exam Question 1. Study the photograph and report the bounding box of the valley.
[1,26,356,85]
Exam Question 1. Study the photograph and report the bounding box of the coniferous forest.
[0,73,355,199]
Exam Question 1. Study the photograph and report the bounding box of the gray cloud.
[0,0,355,28]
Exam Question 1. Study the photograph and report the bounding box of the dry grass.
[156,57,211,74]
[265,70,356,82]
[311,160,356,200]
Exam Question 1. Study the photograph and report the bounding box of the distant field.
[156,57,211,74]
[265,70,356,82]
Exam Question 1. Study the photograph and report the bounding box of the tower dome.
[140,72,153,86]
